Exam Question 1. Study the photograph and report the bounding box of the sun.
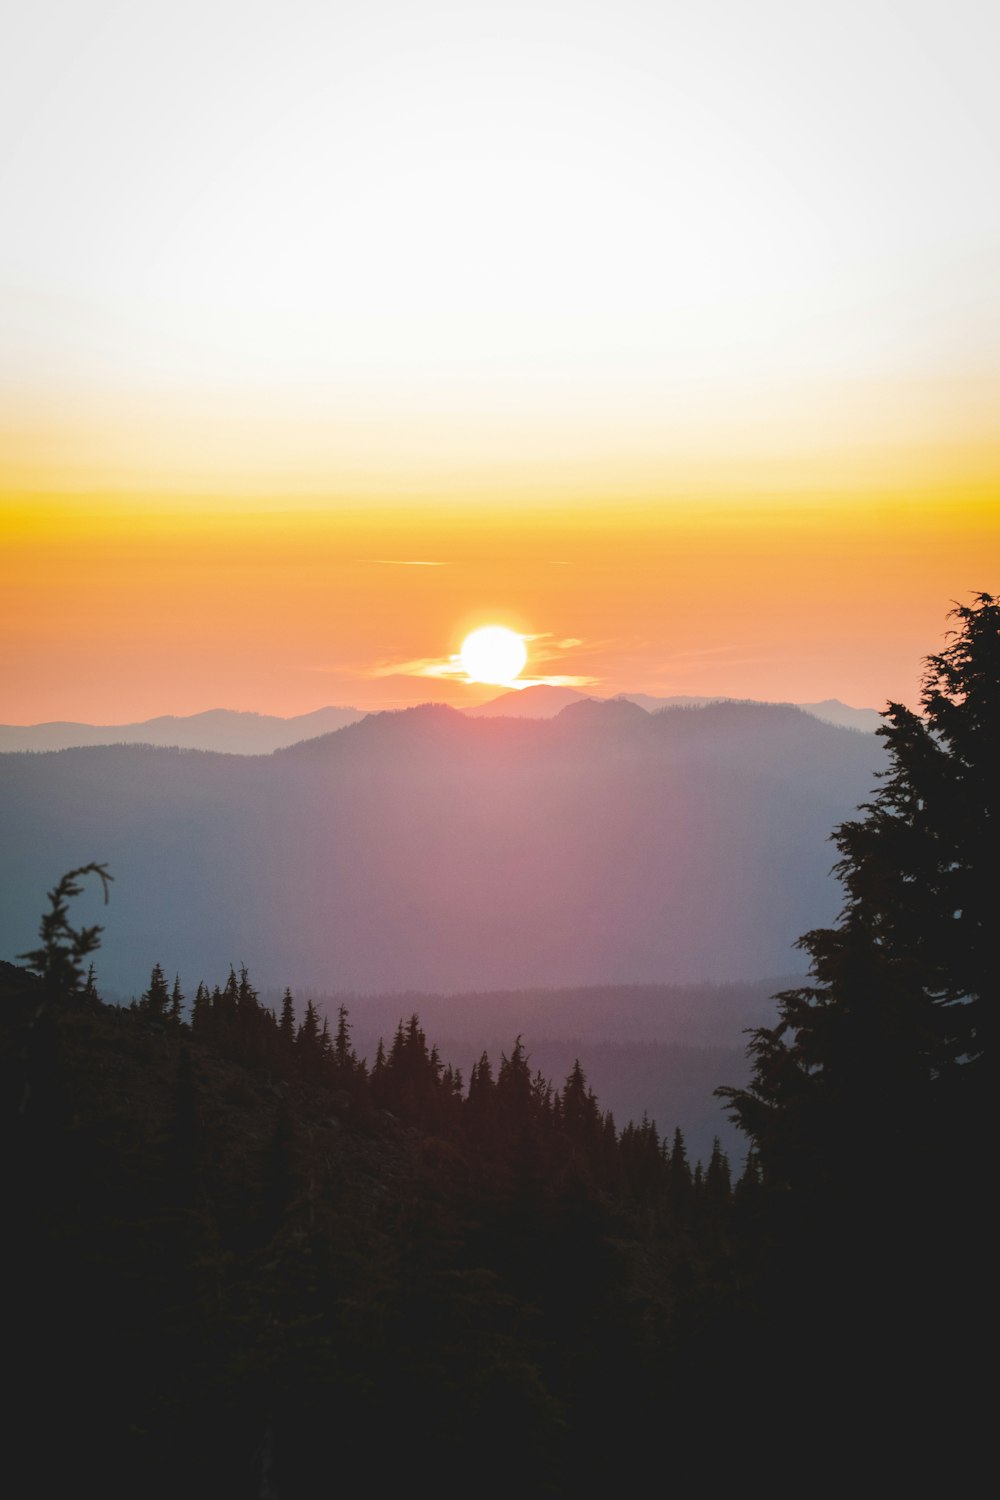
[459,626,528,686]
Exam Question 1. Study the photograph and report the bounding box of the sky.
[2,0,998,722]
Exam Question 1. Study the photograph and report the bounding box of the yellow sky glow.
[2,2,999,724]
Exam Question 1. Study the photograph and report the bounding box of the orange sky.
[2,3,999,724]
[3,479,997,723]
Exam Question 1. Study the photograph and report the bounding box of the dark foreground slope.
[4,954,983,1499]
[0,700,885,996]
[2,965,751,1499]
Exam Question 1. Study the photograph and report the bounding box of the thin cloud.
[372,655,466,680]
[377,559,447,567]
[372,631,602,686]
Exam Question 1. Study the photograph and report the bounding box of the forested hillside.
[3,949,747,1497]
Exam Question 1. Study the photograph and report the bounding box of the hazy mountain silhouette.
[470,686,881,731]
[0,704,365,754]
[1,700,885,1000]
[794,698,882,732]
[2,692,879,752]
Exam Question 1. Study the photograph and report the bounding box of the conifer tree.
[704,1137,732,1205]
[720,593,998,1194]
[20,862,113,1001]
[466,1052,495,1143]
[279,989,296,1046]
[191,982,211,1034]
[561,1059,601,1153]
[141,963,171,1020]
[297,1000,320,1056]
[169,975,184,1027]
[333,1004,354,1071]
[668,1126,692,1197]
[497,1037,533,1124]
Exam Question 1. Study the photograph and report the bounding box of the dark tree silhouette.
[279,987,296,1046]
[720,592,997,1190]
[139,963,171,1020]
[19,862,113,1001]
[716,593,997,1474]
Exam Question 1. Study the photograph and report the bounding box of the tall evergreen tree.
[169,975,184,1027]
[715,595,997,1463]
[191,981,211,1034]
[279,988,296,1046]
[720,593,998,1192]
[297,1000,321,1057]
[333,1005,354,1070]
[141,963,171,1020]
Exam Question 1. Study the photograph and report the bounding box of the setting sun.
[459,626,528,686]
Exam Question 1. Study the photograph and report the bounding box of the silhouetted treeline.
[3,949,743,1499]
[130,957,732,1223]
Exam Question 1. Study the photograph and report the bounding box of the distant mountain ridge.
[2,689,881,752]
[471,683,882,732]
[0,704,365,754]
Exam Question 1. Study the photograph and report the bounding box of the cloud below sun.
[372,631,598,692]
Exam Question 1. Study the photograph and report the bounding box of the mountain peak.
[555,695,650,727]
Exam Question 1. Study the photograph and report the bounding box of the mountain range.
[0,688,881,752]
[2,698,884,1000]
[0,704,364,755]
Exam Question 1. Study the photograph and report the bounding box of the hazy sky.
[2,1,998,719]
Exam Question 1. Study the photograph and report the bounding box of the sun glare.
[459,627,528,686]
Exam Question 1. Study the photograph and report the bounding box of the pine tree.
[333,1004,354,1071]
[713,595,998,1456]
[466,1051,495,1143]
[719,593,998,1193]
[497,1037,533,1125]
[19,862,113,1001]
[141,963,171,1020]
[297,1000,320,1056]
[279,988,296,1047]
[169,975,184,1027]
[191,982,211,1034]
[561,1059,601,1155]
[668,1126,692,1200]
[704,1137,732,1206]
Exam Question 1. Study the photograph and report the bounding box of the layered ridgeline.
[0,689,880,751]
[1,700,884,1000]
[0,704,364,754]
